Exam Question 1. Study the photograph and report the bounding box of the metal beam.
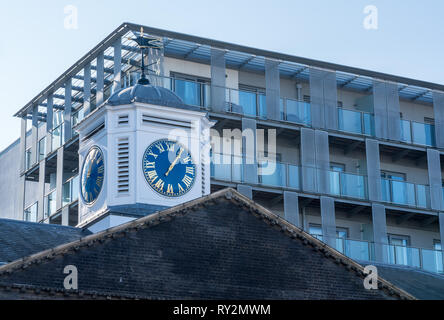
[238,55,256,69]
[340,75,359,88]
[184,44,202,59]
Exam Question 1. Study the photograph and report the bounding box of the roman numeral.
[178,183,184,193]
[185,166,194,175]
[154,179,165,191]
[167,184,174,195]
[147,170,158,182]
[97,165,104,174]
[96,176,103,185]
[182,175,193,188]
[166,143,175,152]
[147,151,158,159]
[183,156,191,164]
[145,162,155,169]
[156,143,165,153]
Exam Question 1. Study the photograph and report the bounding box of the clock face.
[142,139,196,197]
[80,146,105,205]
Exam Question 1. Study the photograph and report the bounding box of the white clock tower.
[75,81,214,232]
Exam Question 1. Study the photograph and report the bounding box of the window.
[388,234,411,266]
[309,223,349,253]
[329,163,345,196]
[238,85,266,118]
[24,202,38,222]
[171,73,210,107]
[38,137,46,161]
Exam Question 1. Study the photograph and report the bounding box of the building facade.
[3,22,444,275]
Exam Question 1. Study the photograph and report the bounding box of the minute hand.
[165,148,184,177]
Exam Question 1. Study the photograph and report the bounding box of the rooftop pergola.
[15,22,443,121]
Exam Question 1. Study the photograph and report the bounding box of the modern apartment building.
[2,22,444,275]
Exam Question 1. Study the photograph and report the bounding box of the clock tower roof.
[107,84,199,111]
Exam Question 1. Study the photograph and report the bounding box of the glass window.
[25,148,32,170]
[388,234,410,265]
[24,202,38,222]
[309,224,323,241]
[336,227,348,254]
[38,137,46,161]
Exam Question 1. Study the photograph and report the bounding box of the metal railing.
[338,107,374,136]
[311,235,444,274]
[400,119,436,147]
[381,178,430,209]
[62,175,79,207]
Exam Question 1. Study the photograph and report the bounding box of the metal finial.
[129,27,163,85]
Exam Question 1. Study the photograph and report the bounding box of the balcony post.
[265,58,280,121]
[242,118,257,184]
[83,63,91,116]
[38,160,46,222]
[365,139,382,201]
[433,91,444,149]
[31,105,39,166]
[237,184,252,199]
[427,149,443,211]
[284,191,300,227]
[321,196,336,248]
[386,82,401,141]
[112,37,122,93]
[55,147,64,210]
[323,70,338,131]
[210,47,226,112]
[96,52,104,106]
[61,206,69,226]
[46,95,53,153]
[372,203,388,263]
[64,79,72,142]
[309,67,325,129]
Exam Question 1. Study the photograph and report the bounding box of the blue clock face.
[142,139,196,197]
[80,147,105,205]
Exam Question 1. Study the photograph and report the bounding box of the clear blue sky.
[0,0,443,151]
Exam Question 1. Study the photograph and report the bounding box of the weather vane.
[129,27,163,85]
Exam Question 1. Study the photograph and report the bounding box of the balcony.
[400,119,435,147]
[62,175,79,207]
[381,178,430,209]
[338,108,374,136]
[313,236,444,275]
[44,189,56,218]
[326,169,368,200]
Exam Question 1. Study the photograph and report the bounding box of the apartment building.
[2,22,444,275]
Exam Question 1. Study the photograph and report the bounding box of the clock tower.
[75,30,213,232]
[75,82,214,231]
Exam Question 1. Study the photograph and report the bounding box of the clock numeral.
[182,175,193,188]
[185,166,195,175]
[145,161,156,169]
[96,176,103,186]
[178,183,185,193]
[97,165,104,174]
[183,156,192,164]
[156,143,165,153]
[166,184,174,195]
[153,178,165,191]
[147,170,158,182]
[166,143,175,152]
[147,151,158,159]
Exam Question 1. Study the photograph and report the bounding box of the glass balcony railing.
[338,108,374,136]
[62,175,79,207]
[280,98,311,125]
[315,237,444,275]
[400,119,436,147]
[210,154,301,190]
[326,169,368,200]
[381,178,430,208]
[258,162,301,190]
[44,189,56,218]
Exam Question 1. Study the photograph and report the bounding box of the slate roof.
[367,262,444,300]
[107,83,201,112]
[0,218,90,265]
[0,189,414,300]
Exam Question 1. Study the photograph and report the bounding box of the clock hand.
[165,148,184,177]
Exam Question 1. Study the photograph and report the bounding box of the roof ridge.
[0,188,415,300]
[0,217,84,230]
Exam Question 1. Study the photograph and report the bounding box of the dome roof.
[107,84,196,110]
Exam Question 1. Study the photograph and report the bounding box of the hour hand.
[165,148,184,177]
